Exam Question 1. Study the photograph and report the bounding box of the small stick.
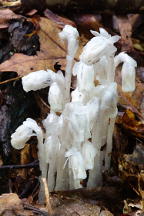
[24,203,48,216]
[0,160,39,169]
[42,177,53,215]
[0,76,21,85]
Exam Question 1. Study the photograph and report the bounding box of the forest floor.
[0,2,144,216]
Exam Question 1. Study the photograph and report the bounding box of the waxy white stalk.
[82,141,97,170]
[48,82,64,112]
[59,25,79,102]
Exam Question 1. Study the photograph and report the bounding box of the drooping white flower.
[22,70,54,92]
[114,52,137,92]
[91,28,120,43]
[11,118,43,150]
[11,117,47,203]
[59,25,79,57]
[11,122,33,150]
[22,69,65,92]
[121,62,136,92]
[114,52,137,68]
[48,82,65,112]
[59,25,79,103]
[80,28,120,65]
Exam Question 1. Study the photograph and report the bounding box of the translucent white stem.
[36,132,47,203]
[106,56,115,83]
[104,117,116,170]
[87,112,103,187]
[55,146,69,191]
[65,55,74,103]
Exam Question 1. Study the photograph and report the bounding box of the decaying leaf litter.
[0,2,144,216]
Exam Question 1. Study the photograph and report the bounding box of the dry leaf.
[0,17,67,76]
[113,15,133,51]
[0,9,22,28]
[0,193,23,215]
[117,109,144,138]
[44,8,76,28]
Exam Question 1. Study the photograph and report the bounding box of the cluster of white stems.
[11,26,137,201]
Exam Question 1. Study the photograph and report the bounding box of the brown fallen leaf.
[44,8,76,28]
[113,15,133,51]
[117,109,144,138]
[55,199,113,216]
[0,193,23,215]
[0,17,68,76]
[0,8,22,28]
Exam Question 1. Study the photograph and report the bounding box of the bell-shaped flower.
[11,118,43,150]
[11,122,33,150]
[90,28,120,43]
[59,25,79,102]
[80,28,120,65]
[22,70,55,92]
[22,69,66,93]
[82,141,97,170]
[59,25,79,58]
[65,147,86,180]
[100,82,118,118]
[48,82,65,112]
[121,62,136,92]
[114,52,137,92]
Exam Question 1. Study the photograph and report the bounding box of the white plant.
[11,26,136,200]
[59,25,79,103]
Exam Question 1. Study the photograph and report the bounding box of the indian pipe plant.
[11,25,137,202]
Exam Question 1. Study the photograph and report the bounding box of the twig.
[0,76,22,85]
[42,177,53,215]
[0,160,39,169]
[23,203,49,216]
